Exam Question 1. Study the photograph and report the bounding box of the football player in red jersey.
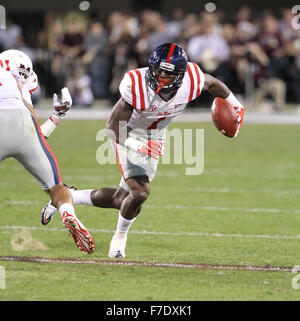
[42,43,244,258]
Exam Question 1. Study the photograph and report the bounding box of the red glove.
[124,137,164,160]
[138,140,164,160]
[234,106,245,137]
[224,92,245,138]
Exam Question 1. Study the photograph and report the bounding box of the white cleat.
[41,186,77,225]
[108,232,127,258]
[41,201,57,225]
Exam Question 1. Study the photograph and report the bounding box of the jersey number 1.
[147,117,166,130]
[0,60,10,71]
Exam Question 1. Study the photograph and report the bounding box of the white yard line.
[3,199,299,214]
[0,225,299,240]
[144,204,300,214]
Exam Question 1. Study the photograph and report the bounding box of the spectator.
[282,37,300,110]
[167,7,185,40]
[82,20,110,99]
[279,7,300,43]
[176,13,201,47]
[107,12,138,103]
[4,6,300,110]
[234,5,253,24]
[0,18,22,51]
[292,39,300,110]
[147,12,175,53]
[72,67,94,107]
[134,24,151,67]
[251,13,288,111]
[187,12,230,75]
[61,19,84,60]
[230,21,268,97]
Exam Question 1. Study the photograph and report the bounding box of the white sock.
[58,203,75,218]
[116,212,136,235]
[70,189,93,206]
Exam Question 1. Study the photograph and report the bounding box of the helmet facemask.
[147,62,185,95]
[17,63,32,82]
[146,43,188,97]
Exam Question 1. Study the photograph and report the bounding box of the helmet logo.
[17,64,31,80]
[159,62,175,72]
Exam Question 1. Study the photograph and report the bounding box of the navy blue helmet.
[146,43,188,95]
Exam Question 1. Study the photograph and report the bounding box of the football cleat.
[61,211,95,254]
[40,185,77,225]
[41,201,57,225]
[108,232,127,258]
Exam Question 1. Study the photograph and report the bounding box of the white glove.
[53,87,72,119]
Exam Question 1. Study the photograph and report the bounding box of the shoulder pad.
[119,69,147,111]
[186,62,205,102]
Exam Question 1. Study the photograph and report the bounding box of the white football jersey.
[0,69,26,110]
[119,62,205,133]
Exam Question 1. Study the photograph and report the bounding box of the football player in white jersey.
[0,49,95,254]
[42,43,245,258]
[0,49,71,138]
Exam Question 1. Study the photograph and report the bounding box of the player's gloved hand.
[138,140,164,159]
[124,137,164,160]
[41,87,72,138]
[52,87,72,120]
[233,106,245,137]
[225,92,245,138]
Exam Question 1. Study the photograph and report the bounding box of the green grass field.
[1,118,300,301]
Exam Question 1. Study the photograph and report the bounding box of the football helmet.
[146,43,188,95]
[0,49,33,82]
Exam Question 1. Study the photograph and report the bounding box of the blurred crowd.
[1,5,300,111]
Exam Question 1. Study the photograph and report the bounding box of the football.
[211,97,239,138]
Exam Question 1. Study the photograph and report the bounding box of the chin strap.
[155,77,172,94]
[155,85,163,94]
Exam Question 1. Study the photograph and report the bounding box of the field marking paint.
[0,255,298,273]
[3,199,300,215]
[144,204,300,215]
[155,185,300,196]
[4,200,41,205]
[0,265,5,290]
[0,225,300,240]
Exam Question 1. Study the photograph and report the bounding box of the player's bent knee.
[130,189,149,205]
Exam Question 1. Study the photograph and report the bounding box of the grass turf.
[0,119,300,301]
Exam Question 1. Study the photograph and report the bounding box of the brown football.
[211,97,239,138]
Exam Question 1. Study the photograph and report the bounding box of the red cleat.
[62,211,95,254]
